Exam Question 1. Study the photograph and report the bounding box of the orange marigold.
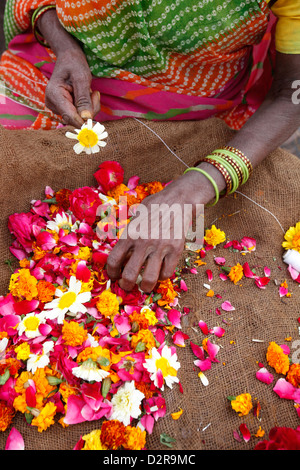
[228,263,244,284]
[135,381,156,399]
[96,290,119,318]
[0,358,21,376]
[37,280,56,303]
[266,341,290,375]
[100,420,127,450]
[55,188,72,211]
[123,425,146,450]
[129,310,149,330]
[0,401,15,431]
[59,382,78,403]
[9,268,38,301]
[62,320,88,347]
[156,279,178,307]
[231,393,253,417]
[286,363,300,388]
[131,329,156,351]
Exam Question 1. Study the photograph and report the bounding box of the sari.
[0,0,278,130]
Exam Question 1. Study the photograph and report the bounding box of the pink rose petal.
[239,423,251,442]
[221,301,235,311]
[256,367,274,385]
[198,320,209,335]
[214,257,226,266]
[273,378,297,400]
[5,428,24,450]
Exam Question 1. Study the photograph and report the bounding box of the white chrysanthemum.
[43,276,91,324]
[72,358,110,382]
[109,381,145,426]
[66,119,108,155]
[143,345,180,391]
[17,312,45,339]
[46,211,77,233]
[283,249,300,272]
[27,340,54,374]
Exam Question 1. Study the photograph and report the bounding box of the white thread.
[134,117,190,168]
[134,117,285,233]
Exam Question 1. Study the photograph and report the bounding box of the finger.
[45,82,84,127]
[72,74,94,120]
[140,252,164,293]
[91,90,101,117]
[106,239,133,281]
[118,249,147,292]
[159,251,181,281]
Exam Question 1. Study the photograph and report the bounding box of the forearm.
[36,9,81,56]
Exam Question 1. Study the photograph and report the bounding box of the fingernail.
[80,110,92,119]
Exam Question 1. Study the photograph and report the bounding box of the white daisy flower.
[17,312,46,339]
[43,276,91,324]
[66,119,108,155]
[72,358,110,382]
[109,381,145,426]
[46,211,78,233]
[27,340,54,374]
[143,345,180,391]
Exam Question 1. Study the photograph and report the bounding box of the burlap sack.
[0,117,299,450]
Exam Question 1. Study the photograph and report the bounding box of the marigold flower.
[82,429,108,450]
[282,222,300,253]
[0,357,21,376]
[37,280,56,303]
[134,381,156,399]
[59,382,78,403]
[100,420,127,450]
[123,425,146,450]
[0,401,15,431]
[96,290,119,318]
[230,393,253,417]
[31,402,57,432]
[54,188,72,211]
[74,246,92,261]
[204,225,226,247]
[77,346,110,367]
[156,279,178,306]
[255,426,265,438]
[62,320,88,347]
[131,329,156,351]
[129,310,149,330]
[9,269,38,301]
[228,263,244,284]
[286,363,300,388]
[266,341,290,375]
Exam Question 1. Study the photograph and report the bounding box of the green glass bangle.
[213,149,249,185]
[205,154,240,194]
[184,167,219,206]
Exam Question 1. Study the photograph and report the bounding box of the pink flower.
[94,161,124,193]
[241,236,256,252]
[254,277,270,289]
[69,187,101,225]
[221,301,235,311]
[8,212,45,253]
[214,257,226,266]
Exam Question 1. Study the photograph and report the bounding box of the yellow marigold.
[156,279,178,307]
[19,259,30,268]
[59,382,78,403]
[204,224,226,247]
[255,426,265,438]
[0,401,15,432]
[282,221,300,252]
[37,280,56,303]
[9,269,38,301]
[96,290,119,318]
[141,306,158,326]
[266,341,290,375]
[82,429,108,450]
[231,393,253,417]
[15,342,30,361]
[286,363,300,388]
[62,320,88,347]
[131,329,156,351]
[32,243,47,261]
[31,402,57,432]
[228,263,244,284]
[77,345,111,371]
[123,426,146,450]
[75,246,92,261]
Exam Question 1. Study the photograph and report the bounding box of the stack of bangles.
[183,146,253,206]
[31,4,56,47]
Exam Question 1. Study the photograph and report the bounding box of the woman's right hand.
[37,9,100,127]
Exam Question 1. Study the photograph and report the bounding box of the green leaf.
[227,396,236,401]
[135,341,146,352]
[101,377,111,399]
[160,433,176,448]
[96,355,110,367]
[0,369,10,386]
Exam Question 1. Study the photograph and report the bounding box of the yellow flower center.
[23,316,40,331]
[292,232,300,249]
[58,291,76,310]
[77,128,98,148]
[155,357,177,378]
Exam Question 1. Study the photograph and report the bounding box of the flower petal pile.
[0,161,188,449]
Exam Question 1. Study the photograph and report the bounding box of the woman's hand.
[106,168,224,293]
[37,9,100,127]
